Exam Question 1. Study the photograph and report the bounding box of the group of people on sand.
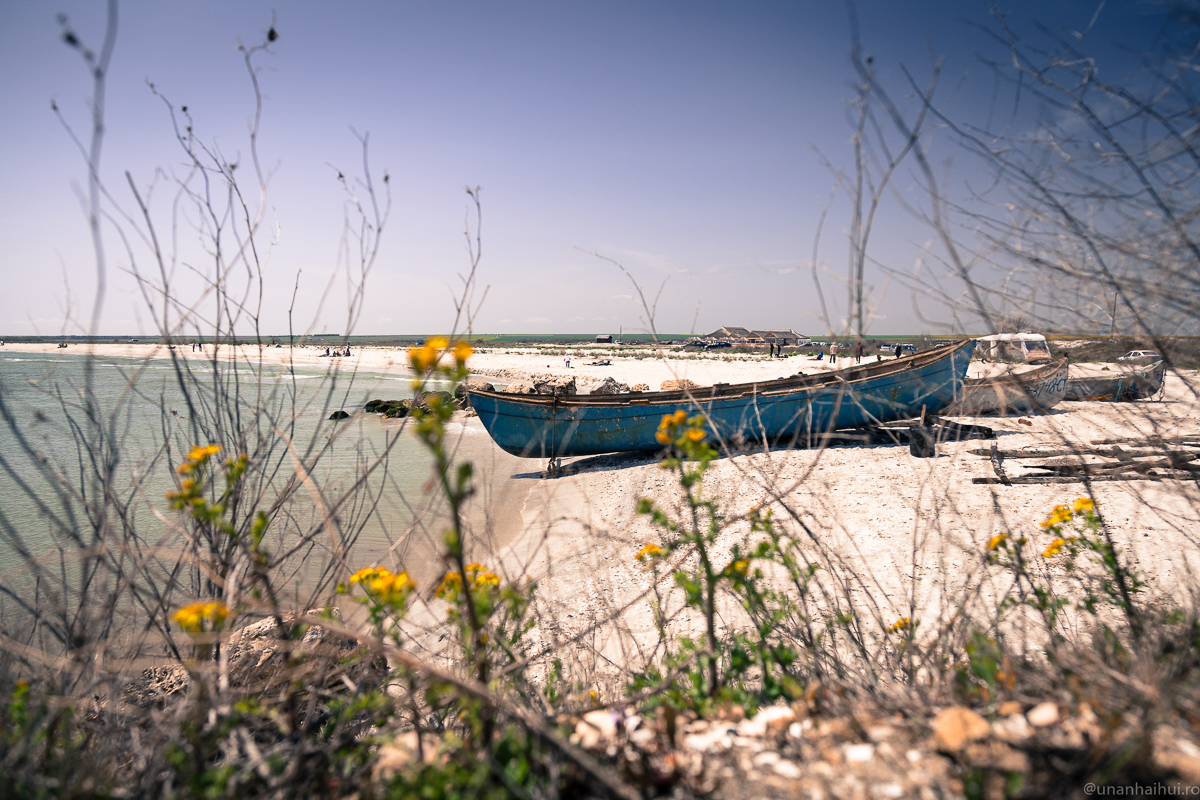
[320,347,352,357]
[819,341,904,364]
[828,341,866,365]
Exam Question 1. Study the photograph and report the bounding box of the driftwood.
[969,446,1200,461]
[973,435,1200,485]
[1091,435,1200,446]
[974,474,1200,485]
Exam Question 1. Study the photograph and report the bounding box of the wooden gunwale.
[468,342,964,408]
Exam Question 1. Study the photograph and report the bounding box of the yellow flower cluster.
[890,617,912,633]
[655,410,707,447]
[1042,538,1069,557]
[435,563,501,599]
[987,533,1009,552]
[1040,497,1095,529]
[635,543,664,562]
[1041,504,1072,528]
[176,443,221,475]
[726,558,750,576]
[408,336,473,374]
[351,566,416,606]
[171,601,230,633]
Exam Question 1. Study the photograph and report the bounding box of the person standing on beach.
[854,342,863,364]
[829,342,838,364]
[894,344,903,359]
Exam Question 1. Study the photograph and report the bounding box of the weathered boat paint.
[469,341,975,457]
[945,358,1069,416]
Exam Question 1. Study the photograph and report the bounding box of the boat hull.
[1064,361,1165,401]
[469,341,975,457]
[944,358,1069,416]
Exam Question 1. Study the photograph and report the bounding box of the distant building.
[753,329,810,346]
[706,326,755,341]
[595,334,613,343]
[705,327,809,346]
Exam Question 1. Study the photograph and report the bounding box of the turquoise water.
[0,351,468,622]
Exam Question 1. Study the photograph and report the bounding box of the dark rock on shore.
[414,390,455,411]
[328,410,350,420]
[120,608,386,711]
[590,376,631,395]
[454,380,495,408]
[534,375,576,396]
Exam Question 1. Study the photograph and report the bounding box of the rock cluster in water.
[363,391,459,418]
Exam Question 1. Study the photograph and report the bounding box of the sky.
[0,1,1176,339]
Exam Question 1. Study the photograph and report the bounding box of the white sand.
[8,340,1200,670]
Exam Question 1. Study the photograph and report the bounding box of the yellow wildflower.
[727,559,749,576]
[436,571,462,599]
[473,569,500,590]
[658,410,686,430]
[636,543,664,562]
[1073,497,1095,514]
[171,601,230,633]
[350,566,387,584]
[435,563,499,598]
[1043,538,1068,557]
[1039,504,1073,529]
[890,617,912,632]
[427,336,450,351]
[987,533,1009,552]
[655,430,672,445]
[409,344,438,372]
[368,570,415,606]
[188,444,221,462]
[453,340,473,365]
[685,427,706,443]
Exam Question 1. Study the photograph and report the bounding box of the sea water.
[0,350,465,618]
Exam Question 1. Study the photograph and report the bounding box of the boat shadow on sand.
[513,417,1006,478]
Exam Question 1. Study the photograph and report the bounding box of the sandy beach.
[7,340,1199,671]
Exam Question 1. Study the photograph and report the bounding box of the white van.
[975,333,1052,364]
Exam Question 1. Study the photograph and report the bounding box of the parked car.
[704,341,732,350]
[1117,350,1162,362]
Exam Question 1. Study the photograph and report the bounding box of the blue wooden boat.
[468,340,975,458]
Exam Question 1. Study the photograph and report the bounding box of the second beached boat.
[469,341,975,458]
[1063,361,1166,401]
[944,358,1069,416]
